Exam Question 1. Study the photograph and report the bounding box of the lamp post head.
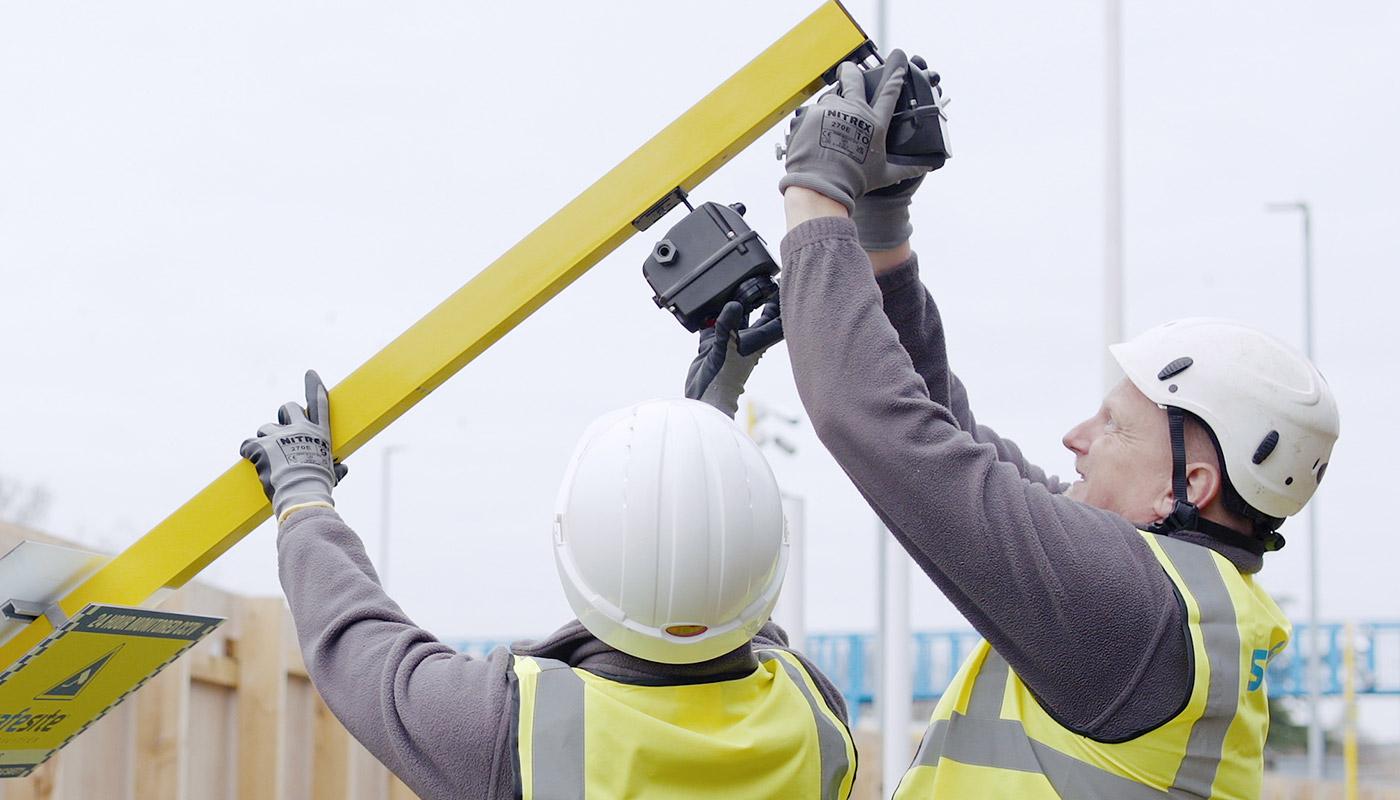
[1266,201,1311,219]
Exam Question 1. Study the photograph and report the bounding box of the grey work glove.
[778,49,927,212]
[852,175,924,251]
[239,370,348,521]
[686,300,783,419]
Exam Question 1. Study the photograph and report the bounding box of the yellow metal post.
[1344,621,1358,800]
[0,2,869,671]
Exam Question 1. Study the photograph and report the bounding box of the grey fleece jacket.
[778,216,1262,741]
[276,507,851,800]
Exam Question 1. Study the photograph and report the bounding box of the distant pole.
[379,445,404,590]
[1267,201,1322,781]
[879,522,912,796]
[874,1,914,791]
[778,494,808,652]
[877,531,886,728]
[875,0,888,727]
[745,400,805,650]
[1103,0,1125,389]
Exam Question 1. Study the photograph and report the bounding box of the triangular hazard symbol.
[35,645,124,701]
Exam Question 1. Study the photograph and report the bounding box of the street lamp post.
[779,493,807,652]
[870,4,915,789]
[379,444,406,591]
[879,521,912,794]
[1266,201,1322,781]
[745,400,805,650]
[1103,0,1125,390]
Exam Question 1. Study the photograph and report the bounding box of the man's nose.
[1062,421,1091,455]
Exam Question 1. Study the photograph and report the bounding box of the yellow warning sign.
[33,645,123,701]
[0,604,221,778]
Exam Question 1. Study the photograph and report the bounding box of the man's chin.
[1065,481,1085,501]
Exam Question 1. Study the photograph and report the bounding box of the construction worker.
[768,49,1341,797]
[237,371,856,799]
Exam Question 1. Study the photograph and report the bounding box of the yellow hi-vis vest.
[510,648,857,800]
[894,532,1290,800]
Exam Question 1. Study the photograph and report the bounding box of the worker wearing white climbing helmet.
[239,370,855,799]
[771,47,1340,798]
[1095,318,1336,537]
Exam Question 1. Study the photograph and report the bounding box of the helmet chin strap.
[1145,406,1273,557]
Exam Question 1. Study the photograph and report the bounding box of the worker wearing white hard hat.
[770,49,1340,798]
[238,365,855,799]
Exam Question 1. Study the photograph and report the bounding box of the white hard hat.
[553,398,788,664]
[1110,318,1340,521]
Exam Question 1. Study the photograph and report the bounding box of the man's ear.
[1184,461,1224,512]
[1150,462,1222,521]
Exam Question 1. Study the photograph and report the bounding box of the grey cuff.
[777,174,856,213]
[699,385,741,419]
[874,253,921,295]
[278,505,342,532]
[851,200,913,251]
[855,223,912,252]
[272,479,334,521]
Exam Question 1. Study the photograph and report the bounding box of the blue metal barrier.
[804,634,875,719]
[803,623,1400,720]
[1265,622,1400,698]
[452,622,1400,725]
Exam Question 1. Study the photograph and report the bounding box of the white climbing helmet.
[553,398,788,664]
[1111,318,1340,521]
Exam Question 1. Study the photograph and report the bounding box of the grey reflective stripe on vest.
[913,715,1176,799]
[908,536,1243,799]
[1157,536,1242,797]
[757,650,853,800]
[526,657,585,800]
[964,649,1009,719]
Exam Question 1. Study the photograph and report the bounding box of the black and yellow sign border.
[0,603,222,778]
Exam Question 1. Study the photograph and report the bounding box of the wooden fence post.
[135,643,191,799]
[2,760,58,800]
[311,693,351,800]
[236,598,286,800]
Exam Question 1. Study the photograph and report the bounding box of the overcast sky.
[3,0,1398,732]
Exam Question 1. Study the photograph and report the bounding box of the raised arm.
[850,156,1066,492]
[779,186,1189,739]
[240,372,513,800]
[874,256,1068,492]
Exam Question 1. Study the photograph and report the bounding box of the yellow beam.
[0,2,868,671]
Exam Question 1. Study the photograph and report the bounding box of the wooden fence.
[0,521,415,800]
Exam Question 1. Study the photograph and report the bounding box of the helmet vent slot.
[1252,430,1280,464]
[1157,357,1194,380]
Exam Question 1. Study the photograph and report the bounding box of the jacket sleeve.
[778,217,1190,739]
[875,256,1068,493]
[277,508,515,800]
